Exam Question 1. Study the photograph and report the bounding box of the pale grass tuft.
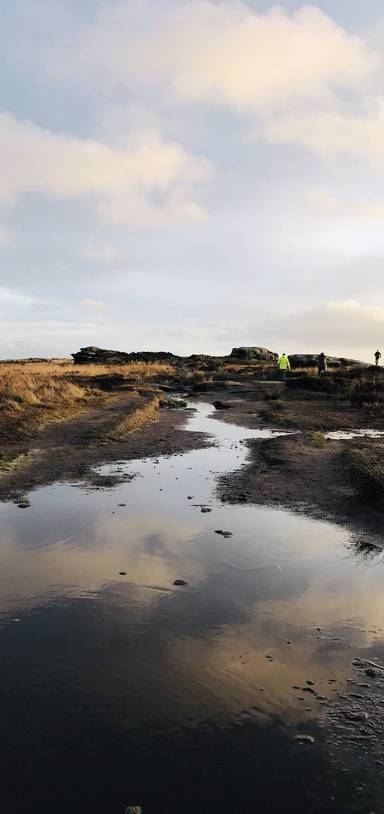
[0,361,174,416]
[106,396,160,440]
[0,371,87,412]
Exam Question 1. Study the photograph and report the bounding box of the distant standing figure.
[317,352,327,376]
[374,349,381,366]
[278,353,291,380]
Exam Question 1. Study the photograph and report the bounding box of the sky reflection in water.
[1,403,384,811]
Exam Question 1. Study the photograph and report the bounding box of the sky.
[1,0,384,360]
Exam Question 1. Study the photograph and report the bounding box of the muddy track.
[2,386,384,546]
[0,394,210,500]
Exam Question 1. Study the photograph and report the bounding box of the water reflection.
[1,402,384,812]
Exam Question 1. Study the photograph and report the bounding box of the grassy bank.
[343,446,384,498]
[105,395,161,440]
[0,361,174,443]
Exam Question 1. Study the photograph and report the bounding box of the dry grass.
[291,367,318,375]
[0,361,174,378]
[105,396,160,440]
[308,431,327,448]
[0,361,173,442]
[344,447,384,494]
[0,371,88,413]
[0,361,174,414]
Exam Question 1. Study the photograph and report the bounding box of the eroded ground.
[2,380,384,534]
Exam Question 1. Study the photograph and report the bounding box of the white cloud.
[0,286,44,309]
[81,298,106,311]
[62,3,377,112]
[261,299,384,360]
[261,102,384,164]
[210,298,384,361]
[42,2,384,166]
[307,188,384,220]
[0,112,211,225]
[80,244,122,264]
[0,224,13,247]
[99,193,206,227]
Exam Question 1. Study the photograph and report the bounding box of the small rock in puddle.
[346,710,369,722]
[15,500,30,509]
[365,667,379,678]
[295,734,315,744]
[173,579,188,586]
[215,529,233,538]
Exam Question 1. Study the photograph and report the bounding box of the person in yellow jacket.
[278,352,291,380]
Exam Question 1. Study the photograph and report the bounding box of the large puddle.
[1,402,384,813]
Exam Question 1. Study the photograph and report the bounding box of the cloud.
[0,286,45,309]
[261,299,384,359]
[39,1,384,166]
[99,193,206,227]
[0,319,99,358]
[80,244,123,264]
[60,3,377,112]
[0,112,211,225]
[261,102,384,164]
[209,298,384,361]
[307,188,384,220]
[81,298,106,311]
[0,224,13,247]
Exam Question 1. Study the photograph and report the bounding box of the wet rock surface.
[295,734,315,744]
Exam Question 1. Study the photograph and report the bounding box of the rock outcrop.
[72,346,278,366]
[229,347,278,362]
[72,347,178,365]
[72,346,368,369]
[289,354,368,369]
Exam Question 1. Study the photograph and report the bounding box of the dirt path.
[0,393,210,501]
[214,403,384,542]
[2,385,384,546]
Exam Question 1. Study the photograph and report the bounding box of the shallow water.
[1,403,384,813]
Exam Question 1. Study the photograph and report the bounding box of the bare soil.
[209,388,384,540]
[0,393,209,501]
[2,380,384,543]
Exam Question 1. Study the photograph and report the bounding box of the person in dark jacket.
[374,350,381,366]
[317,352,327,376]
